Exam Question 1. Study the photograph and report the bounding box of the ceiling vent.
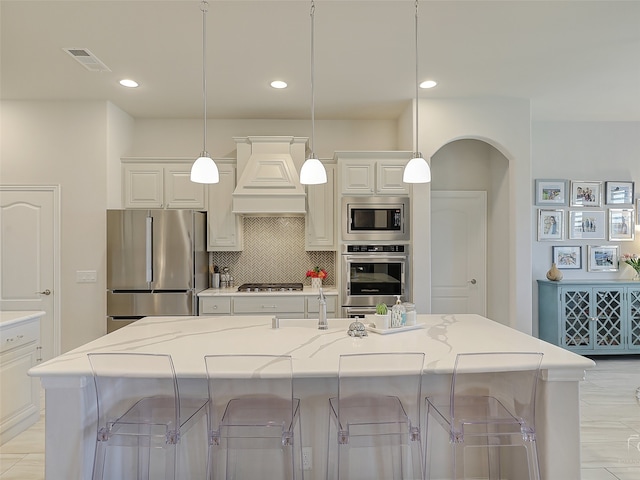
[63,48,111,72]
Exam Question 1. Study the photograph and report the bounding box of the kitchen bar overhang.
[30,314,594,480]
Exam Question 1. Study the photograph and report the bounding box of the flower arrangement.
[621,253,640,279]
[306,267,327,279]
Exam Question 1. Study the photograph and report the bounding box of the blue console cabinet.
[538,280,640,355]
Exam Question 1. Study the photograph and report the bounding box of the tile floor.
[1,357,639,479]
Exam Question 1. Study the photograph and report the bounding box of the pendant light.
[299,0,327,185]
[403,0,431,184]
[191,0,219,184]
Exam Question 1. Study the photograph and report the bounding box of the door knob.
[36,289,52,295]
[468,279,477,285]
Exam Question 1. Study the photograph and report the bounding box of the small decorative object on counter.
[546,263,563,282]
[306,266,327,289]
[373,303,390,329]
[347,321,368,338]
[621,253,640,280]
[391,295,406,328]
[402,302,416,326]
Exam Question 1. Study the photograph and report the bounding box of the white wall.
[531,121,640,333]
[130,118,399,159]
[411,97,533,333]
[1,101,109,352]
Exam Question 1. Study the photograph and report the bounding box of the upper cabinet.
[122,159,206,209]
[336,152,412,196]
[306,162,336,250]
[207,162,244,251]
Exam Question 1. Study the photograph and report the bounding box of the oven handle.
[343,254,408,262]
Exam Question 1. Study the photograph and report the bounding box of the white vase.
[373,313,390,329]
[311,278,322,289]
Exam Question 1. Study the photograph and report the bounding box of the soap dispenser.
[391,295,405,328]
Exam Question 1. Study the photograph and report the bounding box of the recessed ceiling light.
[119,79,139,88]
[270,80,288,89]
[420,80,437,89]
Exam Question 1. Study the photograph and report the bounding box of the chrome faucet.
[317,288,328,330]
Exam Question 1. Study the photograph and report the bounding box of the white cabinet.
[198,292,337,318]
[336,152,411,196]
[207,162,244,251]
[306,162,336,250]
[199,297,232,315]
[122,159,206,209]
[0,314,41,444]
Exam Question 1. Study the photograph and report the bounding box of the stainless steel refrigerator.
[106,209,207,332]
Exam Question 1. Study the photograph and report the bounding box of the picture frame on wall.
[552,245,582,269]
[570,181,603,207]
[637,199,640,225]
[608,208,635,241]
[605,181,634,205]
[568,210,606,240]
[535,179,568,206]
[588,245,619,272]
[537,209,564,241]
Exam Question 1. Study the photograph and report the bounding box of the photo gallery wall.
[535,179,638,272]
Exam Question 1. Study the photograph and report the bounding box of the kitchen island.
[30,314,594,479]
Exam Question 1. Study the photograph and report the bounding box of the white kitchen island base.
[31,314,594,480]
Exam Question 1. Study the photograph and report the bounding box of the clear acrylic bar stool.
[326,352,425,480]
[424,352,544,480]
[204,354,303,480]
[87,352,208,480]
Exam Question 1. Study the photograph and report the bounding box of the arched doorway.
[430,139,510,325]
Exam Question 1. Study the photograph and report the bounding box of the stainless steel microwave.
[342,196,410,242]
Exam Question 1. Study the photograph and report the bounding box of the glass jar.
[402,302,416,326]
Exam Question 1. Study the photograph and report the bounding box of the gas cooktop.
[237,283,304,292]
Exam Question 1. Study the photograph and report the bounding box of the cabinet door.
[593,288,625,351]
[164,165,206,209]
[560,288,592,349]
[207,164,243,251]
[627,288,640,351]
[306,164,335,250]
[123,164,163,208]
[341,160,375,195]
[377,160,409,195]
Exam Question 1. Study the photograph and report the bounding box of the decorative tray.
[365,323,424,335]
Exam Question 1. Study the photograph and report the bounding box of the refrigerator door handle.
[145,215,153,283]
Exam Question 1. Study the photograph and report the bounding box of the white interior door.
[1,186,59,361]
[431,191,486,315]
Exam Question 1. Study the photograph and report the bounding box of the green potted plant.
[373,303,390,329]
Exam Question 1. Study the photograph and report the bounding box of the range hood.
[232,136,307,215]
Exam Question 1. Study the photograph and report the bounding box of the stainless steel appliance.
[341,244,410,317]
[107,209,207,332]
[342,196,409,242]
[237,283,304,292]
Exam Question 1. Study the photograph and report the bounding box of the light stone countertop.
[0,310,45,328]
[198,286,339,296]
[29,314,594,381]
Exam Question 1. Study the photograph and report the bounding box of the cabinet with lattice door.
[538,280,640,354]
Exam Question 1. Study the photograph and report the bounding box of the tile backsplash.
[209,217,336,286]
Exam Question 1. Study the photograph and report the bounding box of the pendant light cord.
[201,0,208,155]
[310,0,316,157]
[414,0,419,156]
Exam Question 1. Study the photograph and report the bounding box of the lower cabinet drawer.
[307,296,337,313]
[1,320,39,354]
[233,296,305,314]
[199,297,232,315]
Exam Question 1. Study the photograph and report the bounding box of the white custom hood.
[232,136,307,215]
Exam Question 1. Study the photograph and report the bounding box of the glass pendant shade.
[403,152,431,183]
[190,152,219,184]
[300,155,327,185]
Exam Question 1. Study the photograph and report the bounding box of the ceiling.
[2,0,639,122]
